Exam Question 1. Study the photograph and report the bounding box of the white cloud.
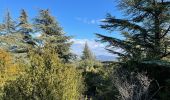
[75,17,100,25]
[70,38,115,57]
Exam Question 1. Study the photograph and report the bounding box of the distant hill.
[96,55,116,61]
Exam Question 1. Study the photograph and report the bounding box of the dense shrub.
[2,48,84,100]
[0,49,22,98]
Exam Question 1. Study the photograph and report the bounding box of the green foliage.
[96,0,170,99]
[78,59,118,100]
[18,9,33,44]
[0,49,23,98]
[1,11,16,34]
[0,10,34,55]
[79,43,102,71]
[0,9,72,62]
[97,0,170,60]
[34,9,72,62]
[77,43,118,99]
[2,47,84,100]
[18,9,32,33]
[81,42,94,60]
[0,9,83,99]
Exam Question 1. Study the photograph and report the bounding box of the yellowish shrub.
[0,49,22,87]
[2,47,84,100]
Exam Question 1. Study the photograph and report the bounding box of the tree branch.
[160,25,170,39]
[160,52,170,58]
[101,17,147,33]
[106,48,131,58]
[96,33,132,51]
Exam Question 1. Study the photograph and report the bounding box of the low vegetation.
[0,0,169,100]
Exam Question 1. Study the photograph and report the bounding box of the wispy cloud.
[75,17,101,25]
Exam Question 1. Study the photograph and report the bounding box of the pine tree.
[96,1,170,99]
[0,10,34,54]
[80,42,97,70]
[18,9,35,46]
[80,42,101,69]
[18,9,32,37]
[18,9,29,30]
[3,10,16,34]
[96,0,170,61]
[34,9,72,62]
[79,42,106,99]
[81,42,94,60]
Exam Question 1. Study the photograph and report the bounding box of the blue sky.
[0,0,123,57]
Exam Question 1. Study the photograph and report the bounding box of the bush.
[2,48,84,100]
[0,49,22,98]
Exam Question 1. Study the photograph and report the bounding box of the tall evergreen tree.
[18,9,35,46]
[34,9,72,62]
[3,10,16,34]
[97,0,170,61]
[18,9,32,36]
[96,0,170,99]
[81,42,94,60]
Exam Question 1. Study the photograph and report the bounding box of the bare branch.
[113,69,152,100]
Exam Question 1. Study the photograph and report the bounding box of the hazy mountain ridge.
[96,55,116,61]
